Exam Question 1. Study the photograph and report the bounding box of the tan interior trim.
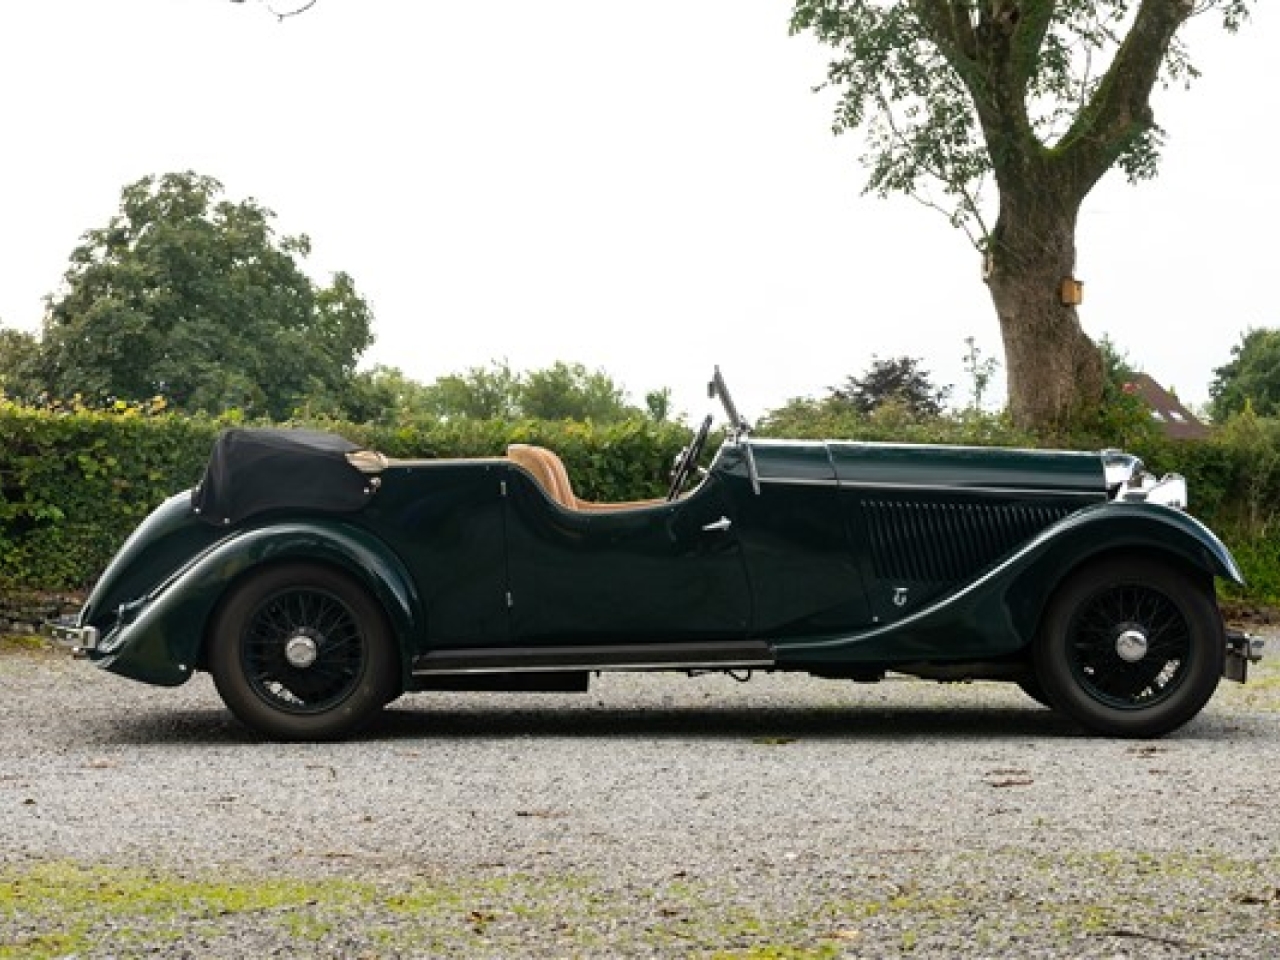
[506,443,662,512]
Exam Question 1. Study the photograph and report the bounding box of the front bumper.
[48,619,99,657]
[1224,628,1266,683]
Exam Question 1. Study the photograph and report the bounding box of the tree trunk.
[985,193,1103,434]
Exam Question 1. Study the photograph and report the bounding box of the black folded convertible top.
[192,428,376,526]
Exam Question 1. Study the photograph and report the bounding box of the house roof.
[1124,373,1211,441]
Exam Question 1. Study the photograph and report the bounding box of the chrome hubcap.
[284,633,320,669]
[1115,627,1149,663]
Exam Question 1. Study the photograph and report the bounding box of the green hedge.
[0,404,216,591]
[0,402,690,593]
[1134,414,1280,606]
[5,399,1280,607]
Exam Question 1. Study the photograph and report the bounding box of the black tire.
[208,562,399,741]
[1033,556,1224,738]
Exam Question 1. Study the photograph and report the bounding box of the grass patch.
[2,851,1277,958]
[0,862,881,958]
[0,862,373,959]
[0,634,54,655]
[1219,655,1280,712]
[708,948,840,960]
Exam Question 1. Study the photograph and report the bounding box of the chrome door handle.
[702,516,732,532]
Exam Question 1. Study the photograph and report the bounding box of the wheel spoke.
[239,586,366,715]
[1067,582,1191,709]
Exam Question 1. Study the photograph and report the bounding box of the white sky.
[1,1,1276,422]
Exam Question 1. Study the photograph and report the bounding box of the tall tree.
[791,1,1251,432]
[1209,327,1280,422]
[38,171,374,420]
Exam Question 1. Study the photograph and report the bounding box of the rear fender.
[93,522,421,688]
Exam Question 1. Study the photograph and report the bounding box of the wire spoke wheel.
[242,587,366,714]
[1034,557,1224,738]
[1067,583,1190,709]
[210,562,398,740]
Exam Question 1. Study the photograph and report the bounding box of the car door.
[714,441,875,642]
[502,469,751,645]
[363,460,512,647]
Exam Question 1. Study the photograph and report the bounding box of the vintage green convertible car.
[54,370,1263,740]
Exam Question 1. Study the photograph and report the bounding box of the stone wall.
[0,591,85,635]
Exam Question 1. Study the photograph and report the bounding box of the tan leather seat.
[507,443,662,512]
[507,444,576,508]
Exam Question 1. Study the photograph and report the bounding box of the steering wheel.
[667,414,713,501]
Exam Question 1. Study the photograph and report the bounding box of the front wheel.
[208,562,400,741]
[1033,557,1224,738]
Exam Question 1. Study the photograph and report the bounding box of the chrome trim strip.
[757,476,839,487]
[757,475,1103,498]
[840,481,1103,497]
[413,641,775,676]
[414,657,776,676]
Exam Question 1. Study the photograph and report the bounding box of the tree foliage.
[755,355,959,439]
[834,355,951,418]
[521,362,635,421]
[424,361,525,421]
[329,360,661,425]
[0,328,44,402]
[790,0,1251,432]
[35,172,374,420]
[1209,328,1280,422]
[791,1,1249,243]
[424,360,656,423]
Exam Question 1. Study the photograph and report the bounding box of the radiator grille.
[861,499,1074,584]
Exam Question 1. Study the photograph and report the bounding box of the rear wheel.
[209,562,399,741]
[1033,557,1224,738]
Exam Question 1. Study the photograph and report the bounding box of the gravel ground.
[2,639,1279,958]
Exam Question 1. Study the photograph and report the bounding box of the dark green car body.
[55,369,1265,739]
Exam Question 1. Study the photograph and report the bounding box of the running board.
[412,640,775,676]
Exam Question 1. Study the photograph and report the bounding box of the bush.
[756,396,1035,447]
[0,400,217,591]
[0,401,691,592]
[6,396,1280,610]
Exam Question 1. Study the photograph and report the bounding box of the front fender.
[1003,500,1243,643]
[92,521,421,688]
[1051,501,1242,583]
[781,501,1241,665]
